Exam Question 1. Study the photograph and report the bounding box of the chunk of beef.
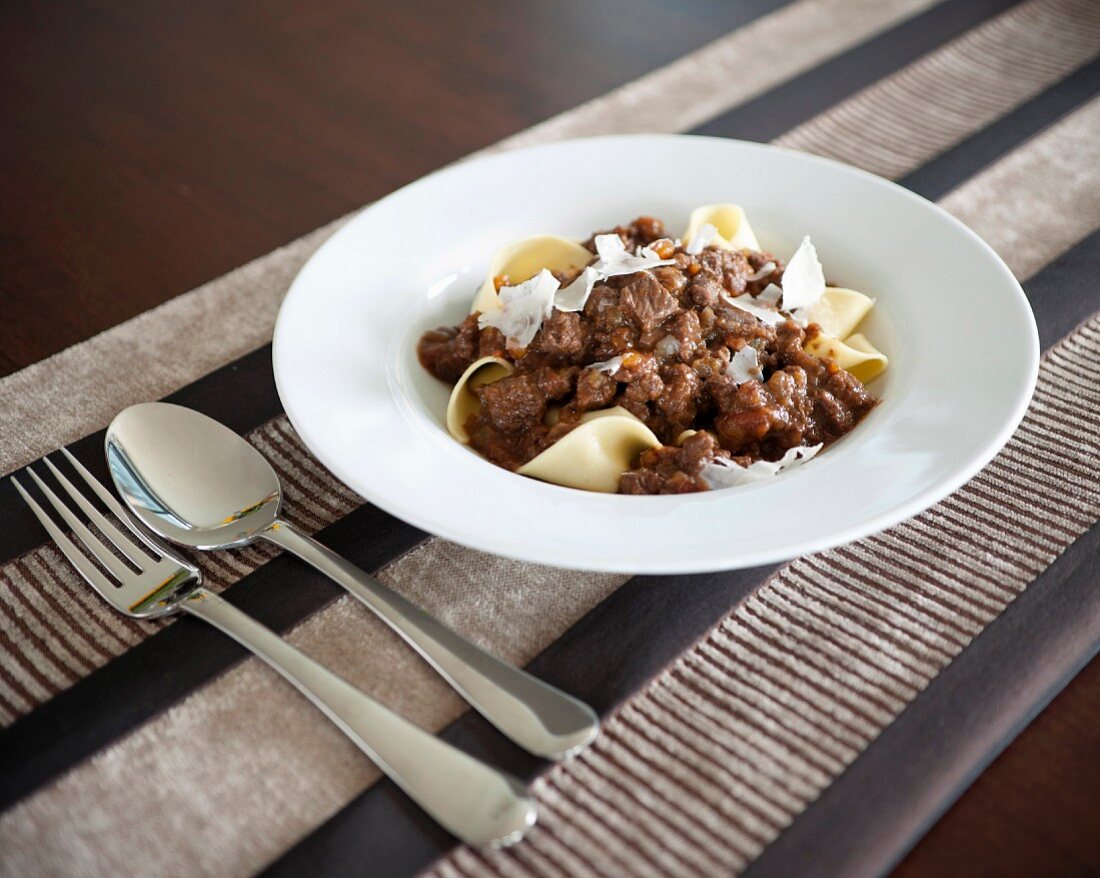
[710,366,813,452]
[810,366,877,442]
[530,365,580,402]
[530,310,586,361]
[465,412,548,471]
[773,320,811,365]
[679,430,722,473]
[618,432,720,494]
[417,313,479,382]
[652,265,688,300]
[532,365,578,401]
[655,363,702,440]
[619,272,680,333]
[475,372,547,434]
[688,274,722,309]
[583,283,620,322]
[713,299,779,348]
[690,347,731,381]
[563,368,618,419]
[696,248,752,295]
[477,326,507,359]
[665,309,705,362]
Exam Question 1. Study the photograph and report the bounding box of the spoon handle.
[182,588,535,846]
[262,521,600,760]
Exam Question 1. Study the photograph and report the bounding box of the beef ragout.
[418,216,878,494]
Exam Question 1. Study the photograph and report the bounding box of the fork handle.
[262,520,599,760]
[181,588,535,846]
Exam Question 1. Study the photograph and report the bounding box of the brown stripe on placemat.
[2,91,1096,876]
[423,315,1100,878]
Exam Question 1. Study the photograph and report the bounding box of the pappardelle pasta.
[417,207,887,494]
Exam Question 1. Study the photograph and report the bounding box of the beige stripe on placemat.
[0,0,944,478]
[2,87,1097,877]
[2,0,1094,728]
[426,312,1100,878]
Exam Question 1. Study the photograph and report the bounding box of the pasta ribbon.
[470,235,592,316]
[805,332,889,383]
[800,286,887,383]
[683,203,760,252]
[799,287,874,339]
[518,407,661,493]
[446,356,514,441]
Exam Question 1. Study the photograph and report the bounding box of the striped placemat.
[1,0,1098,875]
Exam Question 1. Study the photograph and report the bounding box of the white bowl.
[272,135,1038,573]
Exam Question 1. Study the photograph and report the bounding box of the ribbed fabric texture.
[426,315,1100,877]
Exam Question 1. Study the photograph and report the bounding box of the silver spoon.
[106,402,599,760]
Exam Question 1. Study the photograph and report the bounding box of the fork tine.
[42,456,154,568]
[25,468,137,582]
[12,476,119,598]
[59,447,170,559]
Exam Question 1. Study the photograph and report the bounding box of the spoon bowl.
[107,403,282,549]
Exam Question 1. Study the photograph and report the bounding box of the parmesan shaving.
[685,222,718,256]
[588,355,624,375]
[720,291,785,327]
[656,335,680,358]
[701,443,823,489]
[594,233,627,263]
[757,283,783,306]
[593,234,675,278]
[746,261,777,282]
[727,346,763,384]
[478,268,560,349]
[554,266,598,312]
[779,236,825,312]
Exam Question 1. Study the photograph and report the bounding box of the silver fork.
[12,449,536,846]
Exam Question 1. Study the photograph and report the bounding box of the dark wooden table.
[2,1,1096,874]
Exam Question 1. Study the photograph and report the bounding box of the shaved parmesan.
[555,266,598,312]
[757,283,783,306]
[593,234,675,278]
[656,334,681,358]
[701,443,823,489]
[478,269,560,349]
[727,346,763,384]
[746,261,777,282]
[594,233,627,263]
[720,291,786,327]
[685,222,718,255]
[588,355,624,375]
[780,236,825,312]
